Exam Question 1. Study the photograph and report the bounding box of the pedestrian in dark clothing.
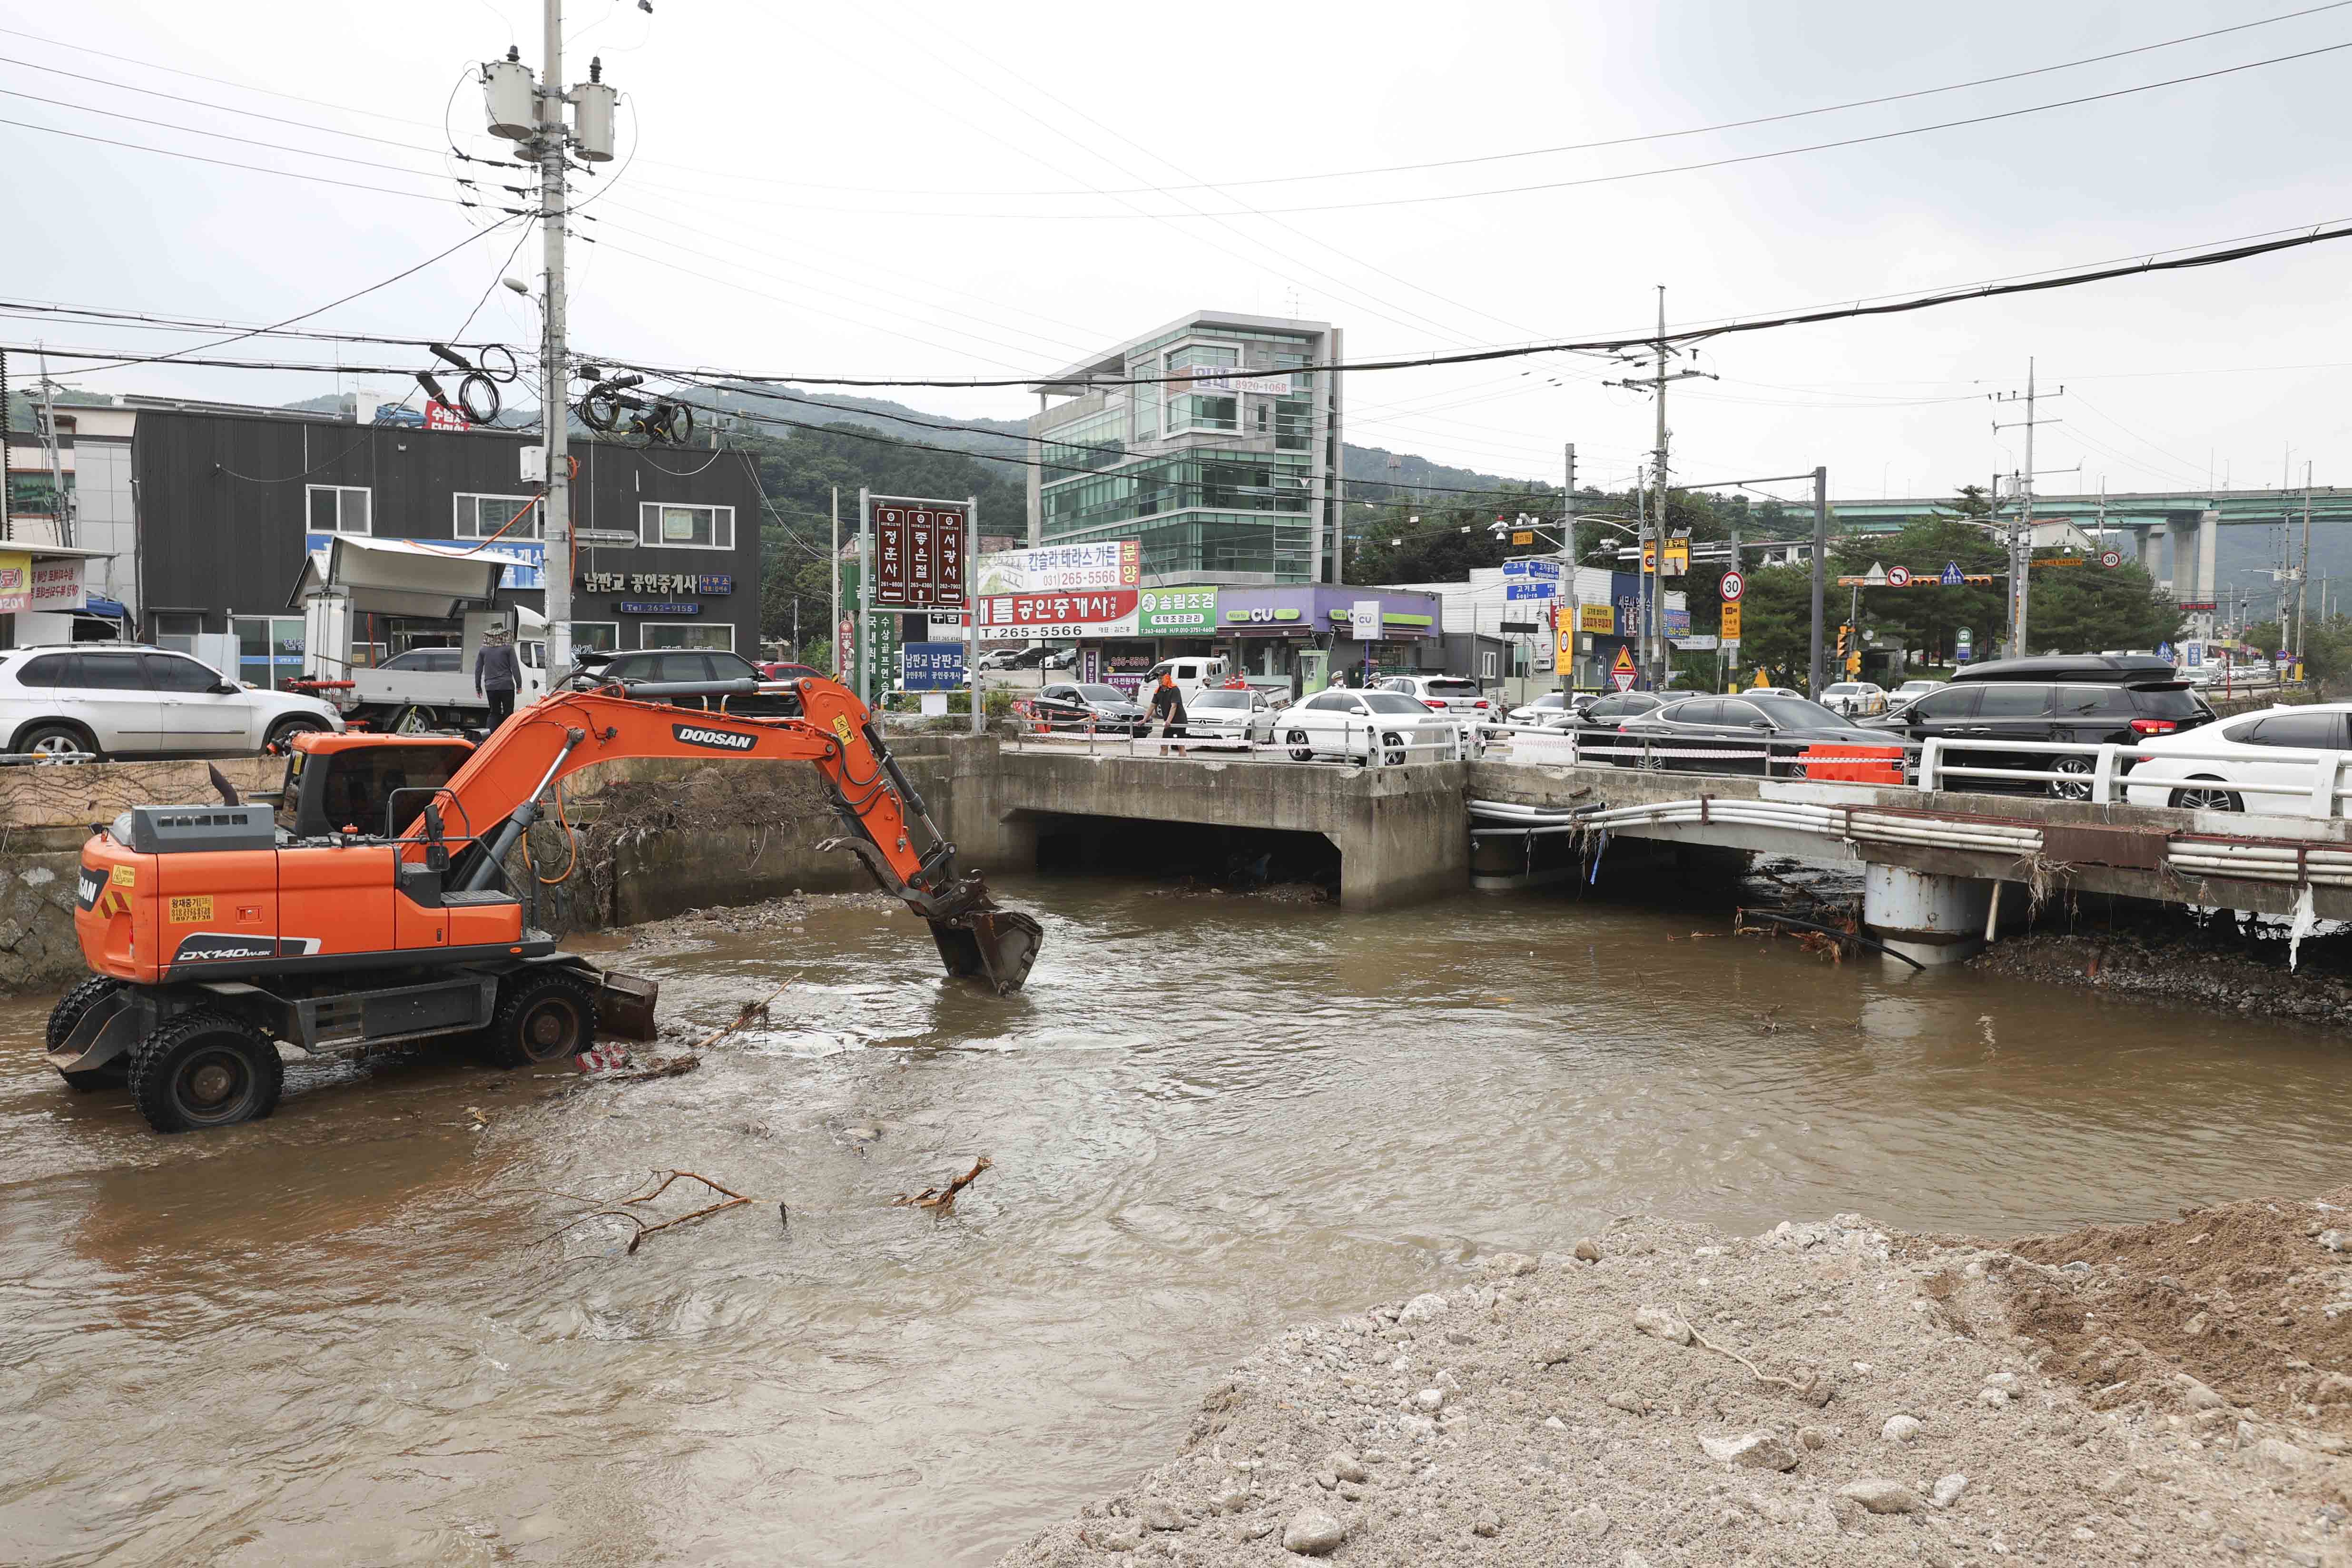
[476,631,521,727]
[1146,670,1187,754]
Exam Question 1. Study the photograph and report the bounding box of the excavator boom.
[431,674,1042,993]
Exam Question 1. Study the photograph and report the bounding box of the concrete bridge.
[942,734,2352,967]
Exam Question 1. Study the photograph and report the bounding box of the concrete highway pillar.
[1861,862,1992,967]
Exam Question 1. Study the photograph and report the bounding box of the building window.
[305,484,371,534]
[638,503,734,550]
[1169,395,1238,434]
[1274,399,1311,451]
[232,614,306,686]
[1166,344,1238,373]
[567,621,620,651]
[150,610,205,654]
[455,493,544,540]
[640,620,735,651]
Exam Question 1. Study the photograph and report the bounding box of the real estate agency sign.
[976,539,1143,638]
[869,495,969,609]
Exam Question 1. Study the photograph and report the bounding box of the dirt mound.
[1999,1188,2352,1437]
[1000,1215,2352,1567]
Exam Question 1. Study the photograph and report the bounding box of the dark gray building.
[125,400,759,684]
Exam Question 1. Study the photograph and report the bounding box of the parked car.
[1738,686,1805,700]
[2122,703,2352,814]
[571,647,799,717]
[1821,681,1889,717]
[757,660,825,681]
[1039,647,1078,671]
[974,646,1032,673]
[1568,690,1669,731]
[1951,654,2176,685]
[1608,693,1898,777]
[1374,674,1495,720]
[1863,671,2212,798]
[0,644,344,759]
[1895,678,1947,701]
[1179,685,1277,746]
[1269,688,1460,765]
[1034,681,1148,734]
[1505,691,1576,725]
[1142,655,1231,700]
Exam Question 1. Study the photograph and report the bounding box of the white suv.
[0,644,344,759]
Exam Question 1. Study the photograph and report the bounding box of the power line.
[595,215,2352,391]
[968,1,2352,197]
[533,38,2352,221]
[0,113,510,207]
[0,81,455,177]
[0,52,454,155]
[59,216,531,377]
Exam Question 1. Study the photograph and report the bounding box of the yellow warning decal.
[832,714,856,750]
[167,895,214,924]
[110,865,136,887]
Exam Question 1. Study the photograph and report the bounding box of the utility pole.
[1560,441,1576,692]
[1809,466,1828,695]
[535,2,573,678]
[829,484,841,676]
[2299,461,2313,662]
[1603,287,1714,691]
[1991,359,2063,658]
[32,353,71,548]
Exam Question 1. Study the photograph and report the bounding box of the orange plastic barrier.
[1795,744,1905,784]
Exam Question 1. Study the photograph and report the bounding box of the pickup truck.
[344,639,550,731]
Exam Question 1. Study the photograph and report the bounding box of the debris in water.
[539,1169,755,1255]
[893,1155,993,1212]
[693,979,798,1052]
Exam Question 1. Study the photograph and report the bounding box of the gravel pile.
[999,1213,2352,1567]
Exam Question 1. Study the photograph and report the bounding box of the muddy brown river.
[2,869,2345,1565]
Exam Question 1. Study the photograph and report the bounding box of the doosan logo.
[672,723,758,752]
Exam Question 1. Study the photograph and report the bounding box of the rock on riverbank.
[998,1209,2352,1566]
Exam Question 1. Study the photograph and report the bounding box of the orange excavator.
[45,674,1042,1133]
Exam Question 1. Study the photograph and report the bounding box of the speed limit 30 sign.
[1719,569,1745,602]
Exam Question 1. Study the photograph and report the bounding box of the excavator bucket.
[927,890,1044,995]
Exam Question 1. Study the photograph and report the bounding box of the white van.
[1142,655,1230,699]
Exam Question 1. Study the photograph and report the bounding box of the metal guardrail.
[1478,720,2352,819]
[1004,713,1468,772]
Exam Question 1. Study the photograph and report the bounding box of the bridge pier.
[1862,863,1992,967]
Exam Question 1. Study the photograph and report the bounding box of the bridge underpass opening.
[1020,811,1341,895]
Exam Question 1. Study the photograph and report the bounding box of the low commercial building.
[122,399,759,681]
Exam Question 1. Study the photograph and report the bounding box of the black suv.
[1864,655,2211,797]
[568,648,798,717]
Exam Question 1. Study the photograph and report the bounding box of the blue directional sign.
[1502,559,1562,579]
[1504,581,1556,600]
[1939,562,1964,586]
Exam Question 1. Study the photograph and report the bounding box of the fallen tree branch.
[892,1155,993,1211]
[535,1168,758,1254]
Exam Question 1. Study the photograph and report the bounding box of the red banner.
[979,588,1140,638]
[936,510,966,607]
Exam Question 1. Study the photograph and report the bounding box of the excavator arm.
[422,675,1041,993]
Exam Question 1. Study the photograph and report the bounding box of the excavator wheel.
[481,971,599,1069]
[48,975,127,1091]
[128,1010,285,1133]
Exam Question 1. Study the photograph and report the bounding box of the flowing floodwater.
[2,868,2347,1566]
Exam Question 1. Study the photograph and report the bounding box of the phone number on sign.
[1006,622,1120,640]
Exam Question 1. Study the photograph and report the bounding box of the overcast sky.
[11,0,2352,507]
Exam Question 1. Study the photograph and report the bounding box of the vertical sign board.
[873,505,908,607]
[870,497,970,611]
[1720,602,1742,641]
[1351,598,1384,679]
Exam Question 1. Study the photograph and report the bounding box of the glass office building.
[1026,312,1341,585]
